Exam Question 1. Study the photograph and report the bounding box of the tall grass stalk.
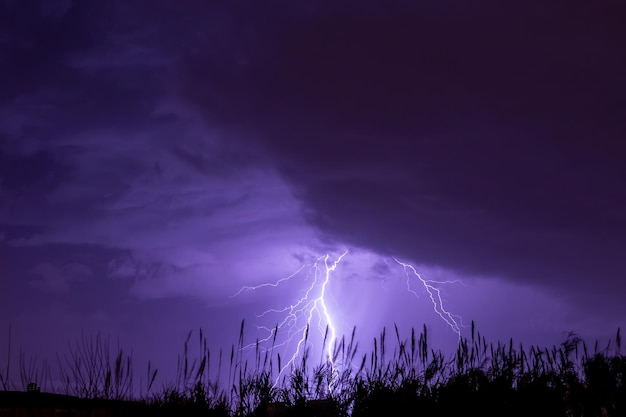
[3,322,626,417]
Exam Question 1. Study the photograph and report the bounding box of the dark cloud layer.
[182,1,626,297]
[1,0,625,388]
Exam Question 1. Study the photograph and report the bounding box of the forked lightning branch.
[230,250,463,378]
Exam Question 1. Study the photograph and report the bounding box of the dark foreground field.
[1,322,624,417]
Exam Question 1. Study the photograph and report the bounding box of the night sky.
[1,1,625,389]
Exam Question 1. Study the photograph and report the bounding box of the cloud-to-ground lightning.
[231,251,349,379]
[393,258,463,339]
[231,250,464,385]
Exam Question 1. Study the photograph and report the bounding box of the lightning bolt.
[231,251,349,382]
[231,250,464,386]
[393,258,463,339]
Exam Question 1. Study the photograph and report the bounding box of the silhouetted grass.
[2,321,625,416]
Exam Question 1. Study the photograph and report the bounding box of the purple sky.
[1,0,625,390]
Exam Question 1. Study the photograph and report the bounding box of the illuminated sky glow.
[1,0,625,390]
